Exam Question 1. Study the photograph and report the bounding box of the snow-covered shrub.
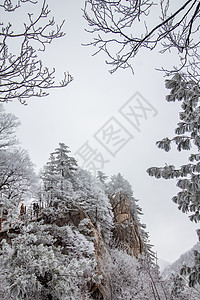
[104,248,168,300]
[0,222,96,300]
[74,168,113,243]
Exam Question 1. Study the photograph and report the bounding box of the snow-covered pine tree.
[147,72,200,287]
[96,170,108,185]
[168,274,198,299]
[52,143,77,179]
[42,143,77,194]
[147,73,200,222]
[106,173,133,198]
[42,153,58,207]
[41,143,77,223]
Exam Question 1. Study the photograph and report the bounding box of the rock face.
[66,207,112,300]
[109,191,143,257]
[78,217,111,300]
[42,205,112,300]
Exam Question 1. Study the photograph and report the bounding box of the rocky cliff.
[0,192,145,300]
[47,192,144,299]
[109,191,143,257]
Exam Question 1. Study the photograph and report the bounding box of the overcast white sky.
[4,0,199,263]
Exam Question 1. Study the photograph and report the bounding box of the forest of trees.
[0,0,200,299]
[0,104,200,299]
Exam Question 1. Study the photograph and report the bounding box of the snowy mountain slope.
[162,242,200,279]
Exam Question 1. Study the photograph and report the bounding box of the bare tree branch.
[0,0,73,104]
[83,0,200,76]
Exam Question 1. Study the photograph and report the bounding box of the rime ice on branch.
[0,0,73,104]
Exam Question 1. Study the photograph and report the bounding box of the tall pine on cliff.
[106,173,154,261]
[41,143,78,223]
[41,143,113,241]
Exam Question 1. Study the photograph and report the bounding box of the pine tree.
[147,73,200,222]
[147,73,200,288]
[53,143,77,179]
[42,143,77,204]
[96,170,108,184]
[41,143,78,224]
[42,153,58,207]
[106,173,133,198]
